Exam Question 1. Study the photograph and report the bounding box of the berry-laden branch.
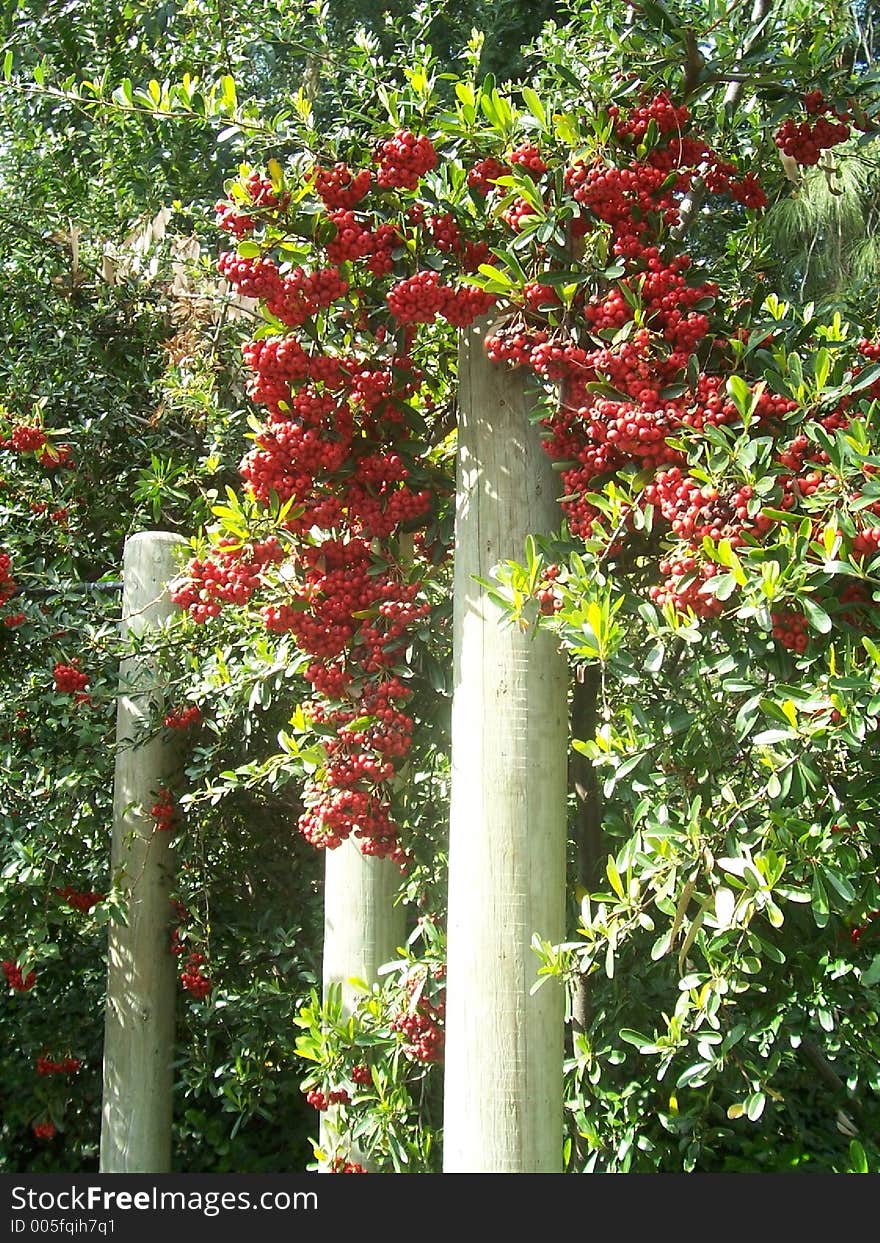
[170,78,878,885]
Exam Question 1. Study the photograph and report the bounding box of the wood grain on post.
[443,319,568,1172]
[100,531,186,1173]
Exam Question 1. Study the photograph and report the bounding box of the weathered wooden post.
[322,842,406,1017]
[320,837,406,1168]
[443,320,568,1172]
[100,531,186,1173]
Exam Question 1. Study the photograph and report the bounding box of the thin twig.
[672,0,774,241]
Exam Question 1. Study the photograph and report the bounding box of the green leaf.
[848,1140,869,1174]
[822,867,855,903]
[726,374,753,417]
[643,642,664,672]
[605,939,615,978]
[220,73,237,110]
[764,898,784,928]
[606,857,625,900]
[619,1028,656,1051]
[745,1091,766,1121]
[491,246,528,284]
[862,635,880,666]
[520,87,546,127]
[112,77,134,107]
[676,1062,711,1089]
[859,955,880,987]
[811,869,829,927]
[752,728,794,745]
[539,269,591,287]
[801,596,832,634]
[476,263,517,289]
[850,362,880,393]
[814,347,831,391]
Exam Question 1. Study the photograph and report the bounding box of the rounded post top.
[124,531,188,548]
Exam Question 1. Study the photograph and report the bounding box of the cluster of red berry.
[3,959,36,991]
[374,129,438,190]
[37,442,74,468]
[305,1086,350,1110]
[390,967,446,1064]
[0,424,48,452]
[175,131,513,864]
[215,171,292,236]
[770,609,809,653]
[775,91,850,165]
[313,162,372,209]
[217,253,352,328]
[179,951,212,999]
[644,471,773,546]
[537,563,564,615]
[163,703,203,729]
[52,660,90,702]
[386,268,495,326]
[170,537,284,622]
[54,885,104,913]
[849,908,880,944]
[36,1055,80,1075]
[150,787,177,833]
[391,994,446,1064]
[169,899,192,968]
[0,550,15,608]
[50,506,68,525]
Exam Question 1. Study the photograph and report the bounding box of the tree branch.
[671,0,774,242]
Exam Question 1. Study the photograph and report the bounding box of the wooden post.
[322,842,406,1017]
[319,840,406,1167]
[100,531,186,1173]
[442,320,568,1172]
